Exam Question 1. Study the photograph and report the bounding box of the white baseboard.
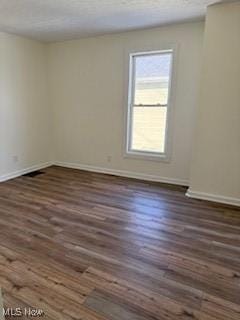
[0,161,54,183]
[1,160,238,207]
[186,189,240,207]
[54,161,189,186]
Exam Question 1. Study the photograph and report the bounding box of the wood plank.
[0,166,239,320]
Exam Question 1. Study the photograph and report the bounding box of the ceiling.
[0,0,226,42]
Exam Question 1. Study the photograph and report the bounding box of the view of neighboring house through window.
[126,50,173,158]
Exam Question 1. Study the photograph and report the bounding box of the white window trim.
[124,46,177,162]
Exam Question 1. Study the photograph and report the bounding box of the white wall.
[188,2,240,205]
[48,22,204,185]
[0,33,53,180]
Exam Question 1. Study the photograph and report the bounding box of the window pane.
[131,106,167,153]
[134,53,172,106]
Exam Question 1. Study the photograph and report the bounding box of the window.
[126,50,174,160]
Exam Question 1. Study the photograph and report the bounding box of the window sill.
[124,151,170,163]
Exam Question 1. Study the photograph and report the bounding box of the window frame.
[125,48,176,162]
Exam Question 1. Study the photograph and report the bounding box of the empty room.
[0,0,240,319]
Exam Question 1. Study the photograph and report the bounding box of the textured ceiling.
[0,0,225,42]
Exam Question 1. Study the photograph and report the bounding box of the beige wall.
[48,22,204,184]
[0,33,53,179]
[188,2,240,204]
[0,11,238,205]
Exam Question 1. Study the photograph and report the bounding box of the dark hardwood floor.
[0,166,239,320]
